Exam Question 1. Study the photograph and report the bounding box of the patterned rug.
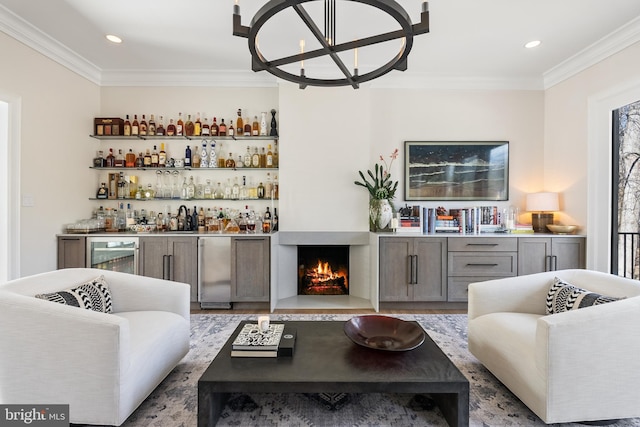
[121,314,640,427]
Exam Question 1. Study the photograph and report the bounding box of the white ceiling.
[1,0,640,89]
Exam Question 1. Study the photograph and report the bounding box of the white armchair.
[468,269,640,424]
[0,268,190,426]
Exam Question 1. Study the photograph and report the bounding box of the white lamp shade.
[526,192,559,212]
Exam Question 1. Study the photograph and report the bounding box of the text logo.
[1,405,68,426]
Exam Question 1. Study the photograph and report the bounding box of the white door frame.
[0,92,21,280]
[588,77,640,272]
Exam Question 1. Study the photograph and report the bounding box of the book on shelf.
[423,206,504,234]
[232,323,285,351]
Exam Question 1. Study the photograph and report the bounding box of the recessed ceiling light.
[106,34,122,44]
[524,40,541,49]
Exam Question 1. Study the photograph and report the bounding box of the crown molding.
[543,15,640,89]
[0,5,101,85]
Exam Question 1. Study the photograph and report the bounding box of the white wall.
[0,32,99,277]
[545,41,640,271]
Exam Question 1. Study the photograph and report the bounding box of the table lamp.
[526,192,559,233]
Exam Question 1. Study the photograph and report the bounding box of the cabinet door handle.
[407,255,414,284]
[551,255,558,271]
[466,243,498,247]
[168,254,174,280]
[412,255,418,284]
[466,263,499,267]
[163,255,170,280]
[545,255,552,272]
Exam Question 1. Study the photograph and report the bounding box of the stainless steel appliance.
[198,236,231,309]
[87,236,139,274]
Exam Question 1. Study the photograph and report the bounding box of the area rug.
[121,314,640,427]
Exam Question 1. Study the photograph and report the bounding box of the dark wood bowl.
[344,315,425,351]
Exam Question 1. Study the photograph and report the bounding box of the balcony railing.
[616,232,640,280]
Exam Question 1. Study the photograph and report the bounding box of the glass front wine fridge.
[86,236,139,275]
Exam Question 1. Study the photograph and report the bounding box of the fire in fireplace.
[297,245,349,296]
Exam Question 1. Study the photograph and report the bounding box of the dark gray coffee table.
[198,320,469,427]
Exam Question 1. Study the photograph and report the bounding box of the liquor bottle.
[187,176,196,199]
[232,177,240,200]
[93,150,106,168]
[204,179,213,199]
[260,112,267,136]
[217,142,226,168]
[272,207,279,231]
[202,117,210,136]
[135,152,145,168]
[243,146,252,168]
[251,147,260,168]
[143,149,152,167]
[118,175,126,199]
[259,147,267,168]
[185,114,195,136]
[219,118,227,136]
[228,120,234,137]
[158,143,167,167]
[192,149,200,168]
[262,207,272,233]
[266,144,273,168]
[225,153,235,168]
[273,140,279,168]
[156,115,165,135]
[273,175,279,199]
[257,181,265,199]
[248,176,258,199]
[200,142,208,168]
[236,155,244,168]
[223,178,232,200]
[265,172,273,199]
[198,207,206,229]
[252,116,260,136]
[106,148,115,167]
[151,145,159,167]
[194,113,202,136]
[132,115,139,136]
[214,182,224,199]
[122,115,131,136]
[148,114,156,135]
[181,177,189,200]
[185,145,192,168]
[115,149,125,167]
[240,176,248,200]
[244,116,252,135]
[97,183,108,199]
[167,119,176,136]
[176,112,184,136]
[211,117,219,136]
[209,142,217,168]
[270,109,278,136]
[139,114,148,136]
[236,109,244,136]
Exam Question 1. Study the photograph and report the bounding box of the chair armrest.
[98,269,190,321]
[0,291,129,403]
[468,270,559,319]
[535,296,640,418]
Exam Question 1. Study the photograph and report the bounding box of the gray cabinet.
[139,237,198,301]
[518,237,586,275]
[447,237,518,302]
[230,236,270,302]
[57,236,86,269]
[379,237,447,302]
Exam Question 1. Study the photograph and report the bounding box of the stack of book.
[231,323,296,358]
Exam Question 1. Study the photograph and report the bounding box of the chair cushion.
[546,276,621,314]
[35,275,112,313]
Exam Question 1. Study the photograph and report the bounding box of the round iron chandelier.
[233,0,430,89]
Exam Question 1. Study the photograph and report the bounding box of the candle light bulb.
[300,39,305,69]
[354,48,358,68]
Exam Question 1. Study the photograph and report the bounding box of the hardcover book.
[232,323,285,351]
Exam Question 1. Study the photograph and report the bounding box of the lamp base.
[531,213,554,233]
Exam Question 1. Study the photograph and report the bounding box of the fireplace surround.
[273,232,375,310]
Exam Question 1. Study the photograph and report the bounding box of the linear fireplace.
[297,245,349,296]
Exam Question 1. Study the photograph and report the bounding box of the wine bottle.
[185,145,192,168]
[176,112,184,136]
[236,109,244,136]
[132,115,139,136]
[139,115,147,136]
[124,115,131,136]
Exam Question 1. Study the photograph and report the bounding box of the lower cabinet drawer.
[448,276,510,302]
[448,252,517,276]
